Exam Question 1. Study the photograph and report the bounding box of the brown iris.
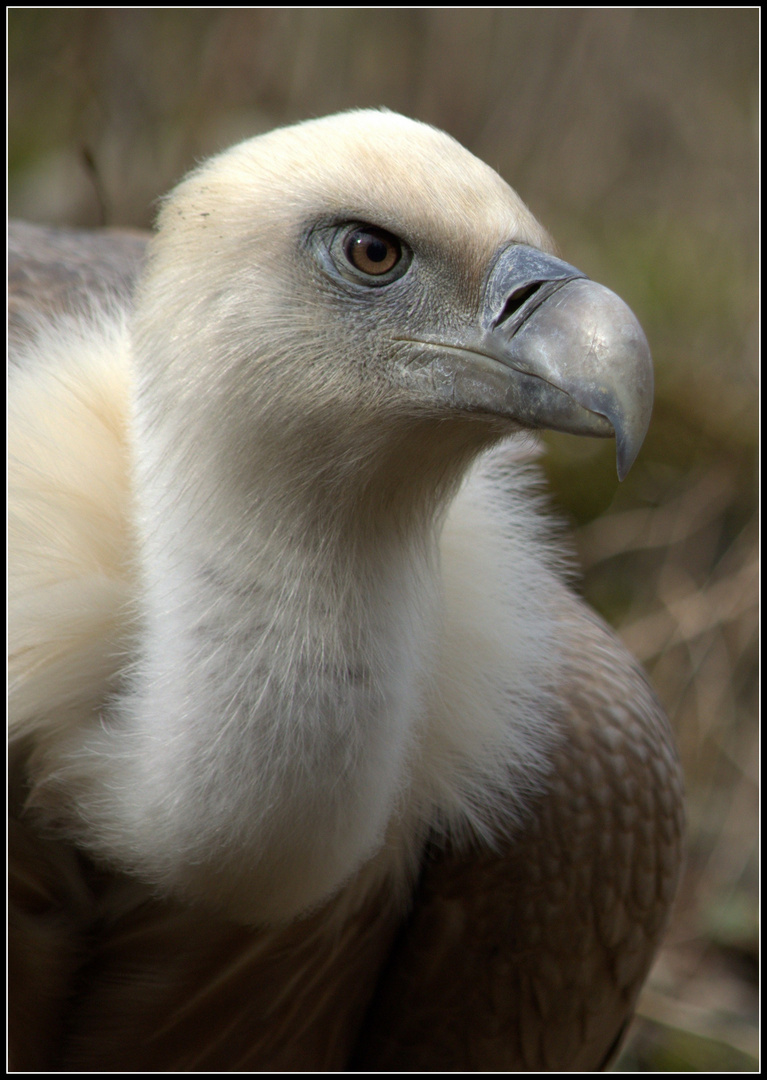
[343,227,401,276]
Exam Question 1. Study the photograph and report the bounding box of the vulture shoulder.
[9,109,683,1071]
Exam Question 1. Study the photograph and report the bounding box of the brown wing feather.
[8,221,148,352]
[9,819,402,1071]
[58,877,402,1070]
[8,819,96,1070]
[351,600,683,1071]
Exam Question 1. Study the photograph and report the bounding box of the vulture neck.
[124,388,497,921]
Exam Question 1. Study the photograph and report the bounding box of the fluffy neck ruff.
[120,321,508,920]
[14,309,564,925]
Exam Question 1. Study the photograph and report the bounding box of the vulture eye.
[343,227,401,276]
[326,224,411,286]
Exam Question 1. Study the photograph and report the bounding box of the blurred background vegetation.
[8,9,758,1070]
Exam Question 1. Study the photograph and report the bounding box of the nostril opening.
[494,281,544,328]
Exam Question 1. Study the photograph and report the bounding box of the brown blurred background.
[8,9,758,1070]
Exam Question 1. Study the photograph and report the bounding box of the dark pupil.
[364,238,388,263]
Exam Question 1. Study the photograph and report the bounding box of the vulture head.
[135,109,651,516]
[9,110,680,1070]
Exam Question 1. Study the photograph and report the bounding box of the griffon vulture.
[9,109,683,1071]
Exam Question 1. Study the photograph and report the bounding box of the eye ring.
[343,226,402,277]
[316,222,412,287]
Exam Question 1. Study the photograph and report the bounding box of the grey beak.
[481,244,654,480]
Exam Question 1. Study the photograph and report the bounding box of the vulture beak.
[476,244,653,480]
